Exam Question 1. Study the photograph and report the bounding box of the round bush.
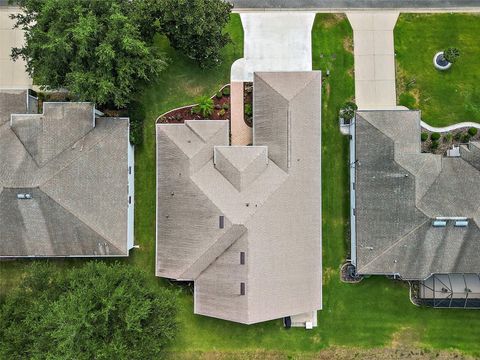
[222,86,230,96]
[462,133,471,143]
[468,127,478,136]
[421,132,428,142]
[430,132,441,141]
[222,103,230,110]
[430,140,439,150]
[215,91,223,99]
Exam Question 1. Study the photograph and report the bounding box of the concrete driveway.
[347,12,399,110]
[0,6,32,88]
[231,12,316,82]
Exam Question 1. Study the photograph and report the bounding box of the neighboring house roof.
[156,72,322,324]
[354,110,480,280]
[0,90,131,257]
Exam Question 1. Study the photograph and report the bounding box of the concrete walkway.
[0,6,32,88]
[347,12,399,110]
[421,121,480,133]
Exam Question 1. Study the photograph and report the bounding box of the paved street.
[231,0,480,11]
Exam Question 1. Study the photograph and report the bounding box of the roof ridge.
[217,146,266,172]
[255,75,288,103]
[10,123,43,168]
[184,121,209,143]
[179,224,247,280]
[289,74,318,103]
[39,124,125,187]
[359,218,430,272]
[185,120,227,143]
[356,112,393,140]
[38,188,125,255]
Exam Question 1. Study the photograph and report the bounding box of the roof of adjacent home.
[156,72,322,324]
[355,110,480,280]
[0,90,130,257]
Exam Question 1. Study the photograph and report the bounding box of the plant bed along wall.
[158,85,231,124]
[421,127,480,154]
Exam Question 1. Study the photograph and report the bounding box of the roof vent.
[455,220,468,227]
[17,193,32,199]
[219,215,225,229]
[432,220,447,227]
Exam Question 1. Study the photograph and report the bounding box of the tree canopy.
[11,0,166,108]
[10,0,232,106]
[0,262,177,360]
[161,0,232,68]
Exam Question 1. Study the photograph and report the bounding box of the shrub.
[222,86,230,96]
[430,132,441,141]
[341,101,358,121]
[444,133,453,143]
[244,103,253,117]
[399,92,416,109]
[421,132,428,142]
[128,100,145,145]
[444,47,460,63]
[192,96,214,117]
[468,127,478,136]
[462,133,471,143]
[222,103,230,110]
[218,109,226,117]
[216,91,223,99]
[430,140,439,150]
[454,132,463,141]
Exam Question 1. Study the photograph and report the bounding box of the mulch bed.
[340,262,363,283]
[244,82,253,128]
[421,126,480,154]
[158,86,230,124]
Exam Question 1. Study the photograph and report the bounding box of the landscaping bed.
[157,85,230,124]
[244,82,253,127]
[420,127,480,154]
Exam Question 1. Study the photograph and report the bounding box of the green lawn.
[395,13,480,127]
[3,13,480,358]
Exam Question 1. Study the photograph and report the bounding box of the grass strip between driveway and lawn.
[2,13,480,358]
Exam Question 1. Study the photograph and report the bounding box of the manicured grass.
[395,13,480,127]
[3,13,480,358]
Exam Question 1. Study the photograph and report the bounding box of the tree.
[0,262,177,360]
[443,47,460,64]
[11,0,166,107]
[161,0,232,68]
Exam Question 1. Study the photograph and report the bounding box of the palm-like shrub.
[341,101,358,121]
[192,96,214,117]
[444,47,460,63]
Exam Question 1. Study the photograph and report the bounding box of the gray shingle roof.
[0,91,130,257]
[355,110,480,280]
[156,72,322,324]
